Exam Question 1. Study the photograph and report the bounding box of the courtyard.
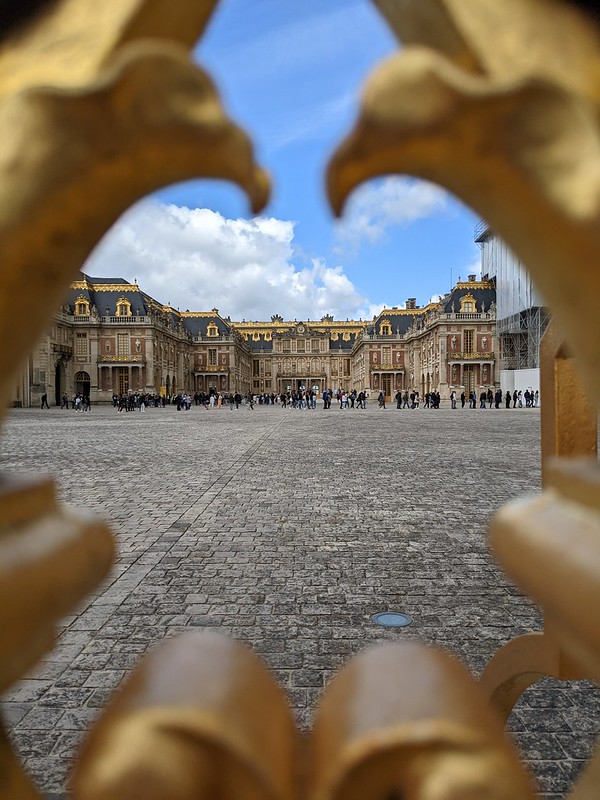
[1,402,598,798]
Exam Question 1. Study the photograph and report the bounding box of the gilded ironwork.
[328,0,600,405]
[447,352,496,361]
[1,0,599,797]
[0,0,268,415]
[326,1,600,795]
[98,355,145,363]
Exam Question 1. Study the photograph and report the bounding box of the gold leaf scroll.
[0,475,114,800]
[310,642,534,800]
[72,632,297,800]
[328,0,600,407]
[0,0,269,416]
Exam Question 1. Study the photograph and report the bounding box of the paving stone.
[0,404,597,798]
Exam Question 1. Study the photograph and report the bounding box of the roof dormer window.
[207,322,219,337]
[379,319,392,336]
[460,293,476,313]
[116,297,132,316]
[74,296,90,316]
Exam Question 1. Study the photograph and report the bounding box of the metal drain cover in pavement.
[371,611,413,628]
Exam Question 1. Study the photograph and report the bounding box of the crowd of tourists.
[55,392,91,411]
[42,386,540,412]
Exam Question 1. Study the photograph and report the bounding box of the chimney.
[406,298,417,309]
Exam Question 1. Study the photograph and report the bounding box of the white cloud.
[83,200,383,321]
[334,176,449,254]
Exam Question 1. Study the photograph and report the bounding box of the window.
[208,348,217,366]
[116,297,131,317]
[117,367,129,395]
[379,319,392,336]
[320,340,326,352]
[383,346,391,365]
[275,340,282,352]
[344,358,350,376]
[207,322,219,337]
[283,340,291,353]
[311,339,319,353]
[75,332,88,356]
[74,297,90,316]
[117,334,128,356]
[460,293,477,313]
[464,330,474,354]
[297,339,305,352]
[253,359,260,376]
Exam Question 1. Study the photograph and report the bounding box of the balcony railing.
[194,365,229,373]
[99,316,151,324]
[444,312,494,321]
[193,334,236,343]
[447,352,495,360]
[362,332,406,341]
[98,355,146,363]
[51,343,73,356]
[370,364,404,371]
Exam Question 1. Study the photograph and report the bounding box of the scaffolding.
[475,223,550,374]
[496,306,551,370]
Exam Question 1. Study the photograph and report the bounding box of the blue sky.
[84,0,481,319]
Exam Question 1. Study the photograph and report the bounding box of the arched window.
[74,296,90,316]
[379,319,392,336]
[207,322,219,337]
[116,297,132,316]
[460,293,477,313]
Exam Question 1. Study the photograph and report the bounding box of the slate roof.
[181,314,234,338]
[367,310,420,336]
[443,281,496,313]
[329,332,357,350]
[66,274,150,316]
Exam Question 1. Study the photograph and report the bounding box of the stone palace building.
[13,273,497,406]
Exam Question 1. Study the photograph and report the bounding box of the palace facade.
[13,273,497,406]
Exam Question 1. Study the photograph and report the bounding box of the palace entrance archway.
[75,371,90,397]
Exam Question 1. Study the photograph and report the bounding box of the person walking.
[378,390,386,409]
[40,393,49,409]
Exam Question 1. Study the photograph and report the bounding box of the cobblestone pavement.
[0,403,597,798]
